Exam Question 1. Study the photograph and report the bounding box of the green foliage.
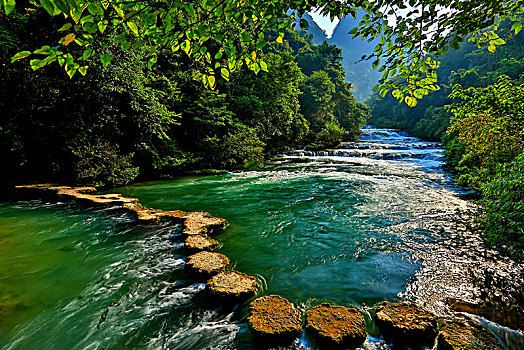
[3,0,524,106]
[444,76,524,257]
[71,138,139,186]
[447,76,524,172]
[481,154,524,256]
[309,121,346,150]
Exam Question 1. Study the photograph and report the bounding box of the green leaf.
[53,0,70,14]
[100,52,112,67]
[511,21,522,35]
[30,59,43,70]
[78,65,88,76]
[33,46,52,55]
[11,51,32,63]
[39,0,59,16]
[127,22,139,36]
[58,23,72,32]
[220,68,229,81]
[405,96,418,107]
[208,75,216,89]
[98,21,108,34]
[256,40,266,50]
[3,0,16,15]
[66,67,76,78]
[148,55,157,68]
[259,60,268,72]
[82,48,93,60]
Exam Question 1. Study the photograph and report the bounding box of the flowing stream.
[0,128,522,349]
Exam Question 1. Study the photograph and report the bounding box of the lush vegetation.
[0,6,367,188]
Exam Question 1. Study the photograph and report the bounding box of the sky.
[309,9,340,38]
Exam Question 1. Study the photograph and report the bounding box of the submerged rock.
[206,270,258,299]
[185,251,229,278]
[185,235,220,251]
[437,320,503,350]
[374,301,438,345]
[305,303,367,348]
[248,295,303,339]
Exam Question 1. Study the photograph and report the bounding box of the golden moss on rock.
[374,301,438,345]
[185,251,229,278]
[437,320,503,350]
[305,303,367,348]
[248,295,303,339]
[185,235,220,251]
[206,270,258,299]
[183,212,228,235]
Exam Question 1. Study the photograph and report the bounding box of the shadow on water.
[0,128,522,349]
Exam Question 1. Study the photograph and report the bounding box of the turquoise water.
[0,129,520,349]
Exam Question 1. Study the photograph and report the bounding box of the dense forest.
[368,20,524,256]
[0,6,368,188]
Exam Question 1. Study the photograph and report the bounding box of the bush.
[480,153,524,256]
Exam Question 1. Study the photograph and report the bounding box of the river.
[0,128,522,349]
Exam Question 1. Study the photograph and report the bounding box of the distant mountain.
[296,13,328,45]
[328,12,382,102]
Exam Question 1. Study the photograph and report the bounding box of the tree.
[2,0,524,104]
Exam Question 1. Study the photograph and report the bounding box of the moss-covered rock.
[185,235,220,251]
[437,320,503,350]
[374,301,438,345]
[248,295,303,339]
[183,212,228,235]
[206,270,258,299]
[185,251,229,278]
[305,303,367,348]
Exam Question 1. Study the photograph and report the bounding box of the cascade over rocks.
[305,303,367,348]
[248,295,303,339]
[185,251,229,278]
[374,301,438,345]
[437,320,503,350]
[206,270,258,299]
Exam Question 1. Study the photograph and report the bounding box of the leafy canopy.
[2,0,524,103]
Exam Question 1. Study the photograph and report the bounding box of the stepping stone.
[185,235,220,251]
[248,295,303,339]
[206,270,258,299]
[305,303,367,348]
[437,320,503,350]
[184,212,228,235]
[185,251,229,278]
[374,301,438,345]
